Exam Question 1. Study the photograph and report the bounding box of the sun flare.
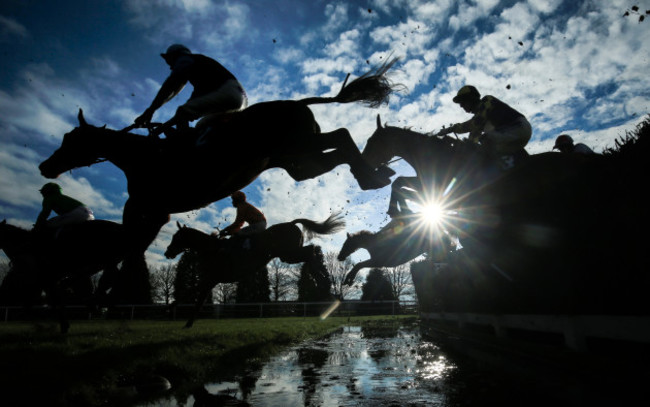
[420,202,445,226]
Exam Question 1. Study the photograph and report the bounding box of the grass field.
[0,315,416,406]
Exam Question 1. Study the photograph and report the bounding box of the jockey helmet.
[40,182,62,195]
[161,44,191,62]
[453,85,480,103]
[553,134,574,149]
[231,191,246,203]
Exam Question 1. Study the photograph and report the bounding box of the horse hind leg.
[279,128,389,190]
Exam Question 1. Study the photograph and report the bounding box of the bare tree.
[0,257,9,285]
[324,251,358,299]
[151,263,176,304]
[268,258,299,301]
[212,283,237,303]
[385,263,414,300]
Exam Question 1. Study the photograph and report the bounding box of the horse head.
[337,231,368,261]
[361,114,397,169]
[164,221,190,259]
[39,109,108,178]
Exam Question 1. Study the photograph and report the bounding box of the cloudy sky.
[1,0,648,276]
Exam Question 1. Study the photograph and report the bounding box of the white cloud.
[323,3,350,37]
[527,0,563,14]
[0,15,28,40]
[324,29,361,57]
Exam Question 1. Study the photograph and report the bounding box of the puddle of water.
[141,322,455,406]
[198,325,452,407]
[138,322,641,406]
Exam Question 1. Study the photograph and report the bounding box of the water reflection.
[180,324,453,406]
[139,321,646,406]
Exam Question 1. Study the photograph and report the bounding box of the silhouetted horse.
[164,213,344,328]
[361,114,500,217]
[38,60,399,301]
[0,219,126,332]
[337,218,453,285]
[360,114,603,239]
[363,115,650,315]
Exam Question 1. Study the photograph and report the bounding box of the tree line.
[148,249,416,305]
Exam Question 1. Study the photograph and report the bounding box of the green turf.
[0,315,416,406]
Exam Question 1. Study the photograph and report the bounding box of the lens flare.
[420,202,445,227]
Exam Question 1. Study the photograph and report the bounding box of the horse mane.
[381,123,470,151]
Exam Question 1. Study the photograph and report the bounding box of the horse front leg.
[388,176,422,216]
[184,286,212,329]
[46,285,70,334]
[343,259,379,286]
[120,202,170,303]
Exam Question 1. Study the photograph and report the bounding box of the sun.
[419,202,446,227]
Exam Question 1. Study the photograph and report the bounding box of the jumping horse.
[337,217,454,285]
[0,219,126,332]
[361,115,650,315]
[38,60,400,301]
[164,213,345,328]
[359,114,603,241]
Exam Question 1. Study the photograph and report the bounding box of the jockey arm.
[220,211,246,236]
[35,204,52,227]
[220,220,243,236]
[135,57,192,126]
[220,202,266,236]
[437,110,486,144]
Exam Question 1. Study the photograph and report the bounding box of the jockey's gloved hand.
[134,108,154,127]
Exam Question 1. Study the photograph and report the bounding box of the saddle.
[153,111,240,149]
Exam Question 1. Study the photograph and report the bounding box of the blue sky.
[1,0,648,276]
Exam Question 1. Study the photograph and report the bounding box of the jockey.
[134,44,248,139]
[219,191,267,249]
[553,134,596,154]
[436,85,532,169]
[35,182,94,233]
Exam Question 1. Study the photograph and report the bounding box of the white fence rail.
[1,300,418,322]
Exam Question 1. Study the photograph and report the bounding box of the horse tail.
[292,212,346,240]
[297,57,403,108]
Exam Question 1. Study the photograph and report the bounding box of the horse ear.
[176,221,181,229]
[376,114,383,129]
[1,219,5,225]
[78,109,88,127]
[347,232,351,237]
